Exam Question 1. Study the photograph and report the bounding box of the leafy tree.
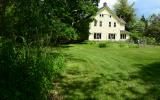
[114,0,136,31]
[132,20,145,34]
[141,15,146,22]
[146,14,160,43]
[0,0,99,99]
[0,0,9,36]
[140,15,148,31]
[2,0,98,43]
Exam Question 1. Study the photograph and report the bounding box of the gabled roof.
[95,6,126,24]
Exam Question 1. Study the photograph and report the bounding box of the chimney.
[103,2,107,7]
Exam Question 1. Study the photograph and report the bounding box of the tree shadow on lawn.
[58,45,74,48]
[130,62,160,99]
[59,76,103,100]
[58,62,160,100]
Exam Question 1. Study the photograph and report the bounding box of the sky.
[99,0,160,17]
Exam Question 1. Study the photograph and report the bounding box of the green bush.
[128,44,139,48]
[146,37,156,45]
[88,41,96,45]
[119,42,129,48]
[98,43,106,48]
[0,40,64,100]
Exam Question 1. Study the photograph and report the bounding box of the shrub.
[146,37,156,45]
[88,41,96,45]
[0,40,64,100]
[130,32,142,43]
[98,43,106,48]
[119,42,129,48]
[128,44,139,48]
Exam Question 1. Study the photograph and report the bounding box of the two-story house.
[89,3,130,41]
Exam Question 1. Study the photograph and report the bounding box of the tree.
[146,14,160,43]
[132,20,145,34]
[0,0,9,36]
[2,0,99,43]
[140,15,148,31]
[0,0,99,99]
[114,0,136,31]
[60,0,99,40]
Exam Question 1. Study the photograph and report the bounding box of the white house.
[89,3,130,41]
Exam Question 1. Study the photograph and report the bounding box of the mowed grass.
[54,42,160,100]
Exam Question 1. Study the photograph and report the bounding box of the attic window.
[100,14,104,17]
[110,15,112,18]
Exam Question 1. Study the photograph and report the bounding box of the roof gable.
[96,6,126,24]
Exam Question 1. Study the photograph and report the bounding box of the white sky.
[98,0,117,8]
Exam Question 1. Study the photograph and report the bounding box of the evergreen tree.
[114,0,136,31]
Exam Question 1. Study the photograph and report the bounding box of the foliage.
[130,32,143,43]
[140,15,148,30]
[0,0,99,99]
[91,42,139,48]
[0,40,64,100]
[98,43,106,48]
[145,14,160,43]
[114,0,136,31]
[131,20,145,34]
[1,0,99,43]
[145,37,156,45]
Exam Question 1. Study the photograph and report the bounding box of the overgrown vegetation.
[0,40,65,100]
[0,0,99,99]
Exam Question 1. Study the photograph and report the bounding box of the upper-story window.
[94,20,97,26]
[110,15,112,18]
[109,22,111,27]
[114,22,116,27]
[100,14,104,17]
[100,21,102,27]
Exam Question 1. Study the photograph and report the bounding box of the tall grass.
[0,40,64,100]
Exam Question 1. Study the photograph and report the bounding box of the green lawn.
[54,42,160,100]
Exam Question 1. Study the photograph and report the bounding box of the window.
[94,33,101,39]
[120,34,126,39]
[114,22,116,27]
[109,34,115,39]
[110,15,112,18]
[100,21,102,27]
[109,22,111,27]
[94,20,97,26]
[100,14,104,17]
